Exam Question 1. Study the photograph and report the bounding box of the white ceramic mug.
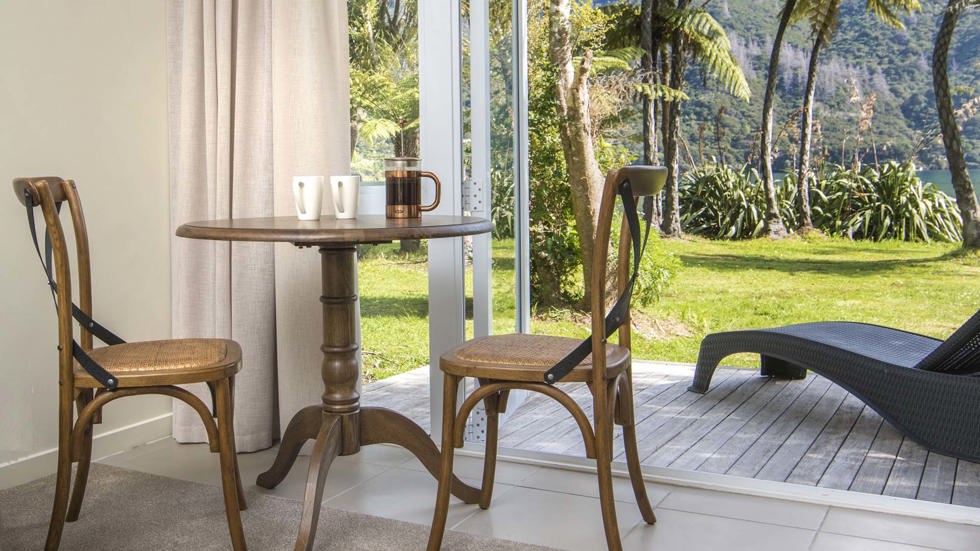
[330,174,360,219]
[292,176,324,221]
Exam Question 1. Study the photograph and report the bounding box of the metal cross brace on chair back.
[22,187,123,390]
[544,177,652,384]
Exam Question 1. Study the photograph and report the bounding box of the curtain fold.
[271,0,353,440]
[167,0,350,451]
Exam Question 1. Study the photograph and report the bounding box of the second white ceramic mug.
[330,175,360,219]
[292,176,324,221]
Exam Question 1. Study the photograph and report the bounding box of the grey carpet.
[0,464,557,550]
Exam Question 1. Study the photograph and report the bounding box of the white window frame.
[421,0,530,434]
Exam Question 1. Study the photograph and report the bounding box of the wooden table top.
[176,215,492,245]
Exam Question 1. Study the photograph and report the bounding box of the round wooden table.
[177,214,491,551]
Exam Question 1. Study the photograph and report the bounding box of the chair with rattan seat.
[13,177,247,551]
[427,166,666,551]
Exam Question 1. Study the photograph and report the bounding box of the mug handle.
[331,179,345,215]
[294,181,307,215]
[420,171,441,212]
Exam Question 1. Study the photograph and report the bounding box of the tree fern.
[664,8,751,101]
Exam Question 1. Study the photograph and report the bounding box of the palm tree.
[793,0,919,230]
[544,0,746,303]
[640,0,664,227]
[641,0,661,167]
[659,4,751,237]
[601,1,748,237]
[660,0,690,237]
[758,0,798,238]
[933,0,980,249]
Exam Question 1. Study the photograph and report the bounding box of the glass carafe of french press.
[383,157,441,218]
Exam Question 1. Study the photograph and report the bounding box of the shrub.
[633,230,680,306]
[679,163,796,239]
[528,107,578,306]
[678,161,961,243]
[489,169,515,239]
[810,162,962,242]
[607,211,679,307]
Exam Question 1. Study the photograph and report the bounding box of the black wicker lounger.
[689,309,980,463]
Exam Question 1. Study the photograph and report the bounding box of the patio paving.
[362,361,980,508]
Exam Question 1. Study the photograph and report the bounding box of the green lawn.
[358,236,980,380]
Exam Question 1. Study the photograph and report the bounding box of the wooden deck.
[362,361,980,507]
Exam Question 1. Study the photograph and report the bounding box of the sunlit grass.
[358,236,980,379]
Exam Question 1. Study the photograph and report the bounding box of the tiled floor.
[99,437,980,550]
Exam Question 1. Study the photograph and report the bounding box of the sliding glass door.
[420,0,530,436]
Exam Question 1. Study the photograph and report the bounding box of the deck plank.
[635,372,747,465]
[697,376,822,475]
[951,460,980,507]
[784,390,861,486]
[817,406,884,489]
[665,373,787,471]
[917,452,957,503]
[725,376,833,478]
[757,383,849,482]
[364,362,977,507]
[882,437,928,500]
[497,382,592,450]
[849,420,904,495]
[646,375,769,467]
[641,370,763,467]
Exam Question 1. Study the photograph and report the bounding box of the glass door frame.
[420,0,530,432]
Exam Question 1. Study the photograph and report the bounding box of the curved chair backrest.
[914,309,980,374]
[13,177,96,385]
[588,166,666,384]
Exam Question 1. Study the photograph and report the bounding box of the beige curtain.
[167,0,350,451]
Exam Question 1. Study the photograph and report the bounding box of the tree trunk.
[549,0,604,306]
[393,126,420,158]
[933,0,980,248]
[796,36,824,231]
[641,0,659,166]
[759,0,794,238]
[660,16,685,238]
[641,0,664,229]
[350,123,359,159]
[640,0,663,227]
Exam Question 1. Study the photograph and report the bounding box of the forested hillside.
[674,0,980,170]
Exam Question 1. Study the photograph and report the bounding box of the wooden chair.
[13,177,248,551]
[427,166,666,551]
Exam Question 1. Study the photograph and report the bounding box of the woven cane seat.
[74,338,242,388]
[440,333,630,383]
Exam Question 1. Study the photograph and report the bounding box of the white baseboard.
[0,413,172,491]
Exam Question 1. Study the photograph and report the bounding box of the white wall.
[0,0,171,488]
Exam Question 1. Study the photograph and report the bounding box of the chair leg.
[65,389,95,523]
[215,378,247,551]
[617,376,655,524]
[427,373,461,551]
[595,393,623,551]
[65,419,93,522]
[479,397,500,509]
[45,440,73,550]
[229,377,247,510]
